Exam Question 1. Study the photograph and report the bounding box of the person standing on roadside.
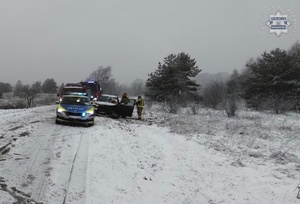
[120,93,130,104]
[118,93,130,118]
[136,96,144,120]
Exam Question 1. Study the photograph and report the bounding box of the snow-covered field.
[0,104,300,203]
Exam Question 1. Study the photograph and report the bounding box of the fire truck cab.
[58,80,101,102]
[79,80,102,101]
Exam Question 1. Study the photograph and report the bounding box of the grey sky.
[0,0,299,85]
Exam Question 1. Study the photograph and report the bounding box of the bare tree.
[0,82,12,93]
[222,96,237,117]
[88,66,112,82]
[115,83,129,96]
[42,78,58,93]
[222,70,241,117]
[87,66,118,94]
[14,80,41,108]
[287,40,300,56]
[57,83,65,96]
[129,79,144,96]
[202,81,226,109]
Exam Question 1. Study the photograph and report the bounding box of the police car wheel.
[55,118,60,124]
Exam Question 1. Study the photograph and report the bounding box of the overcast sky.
[0,0,299,85]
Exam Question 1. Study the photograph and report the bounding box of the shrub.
[222,97,237,117]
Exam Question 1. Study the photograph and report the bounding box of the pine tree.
[202,81,226,109]
[145,52,201,105]
[243,48,300,113]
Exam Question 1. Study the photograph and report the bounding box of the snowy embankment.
[0,104,300,203]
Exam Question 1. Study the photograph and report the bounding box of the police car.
[55,94,95,126]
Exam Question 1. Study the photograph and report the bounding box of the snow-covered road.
[0,105,299,203]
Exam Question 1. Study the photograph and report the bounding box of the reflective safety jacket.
[137,97,144,108]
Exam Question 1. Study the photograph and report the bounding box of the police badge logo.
[265,10,292,37]
[260,7,297,37]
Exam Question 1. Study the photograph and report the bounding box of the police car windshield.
[61,97,90,106]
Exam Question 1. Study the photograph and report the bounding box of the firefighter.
[118,93,130,118]
[120,93,130,104]
[136,96,144,120]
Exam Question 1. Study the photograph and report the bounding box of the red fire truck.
[59,80,102,102]
[79,80,102,100]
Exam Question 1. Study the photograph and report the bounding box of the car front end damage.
[93,101,118,115]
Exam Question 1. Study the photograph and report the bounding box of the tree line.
[201,41,300,115]
[1,40,299,113]
[86,65,145,96]
[0,68,145,108]
[144,41,300,115]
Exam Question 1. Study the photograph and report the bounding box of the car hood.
[94,101,117,106]
[60,104,92,113]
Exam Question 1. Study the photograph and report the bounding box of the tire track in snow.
[62,132,90,204]
[62,134,82,204]
[40,126,89,204]
[0,106,64,203]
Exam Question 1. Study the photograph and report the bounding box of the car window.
[97,95,111,102]
[127,99,135,106]
[61,97,90,106]
[98,95,118,103]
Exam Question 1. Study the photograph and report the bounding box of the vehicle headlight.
[81,107,94,118]
[57,105,66,113]
[86,107,95,115]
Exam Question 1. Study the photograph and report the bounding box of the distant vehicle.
[93,94,119,115]
[55,94,95,126]
[58,80,102,102]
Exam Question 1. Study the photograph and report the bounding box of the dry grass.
[147,105,300,166]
